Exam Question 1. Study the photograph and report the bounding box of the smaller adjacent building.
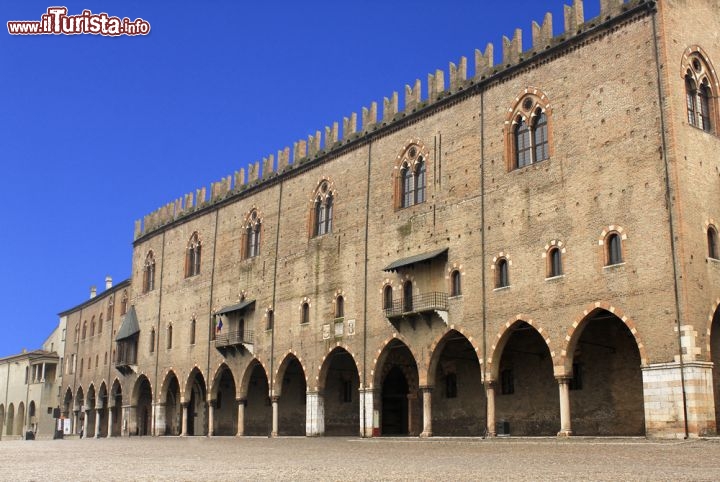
[0,318,65,439]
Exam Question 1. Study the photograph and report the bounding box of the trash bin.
[53,429,64,440]
[25,431,35,440]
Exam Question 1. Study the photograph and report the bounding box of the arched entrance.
[186,369,207,436]
[494,321,558,435]
[711,307,720,433]
[376,339,420,436]
[566,308,645,435]
[75,387,85,436]
[6,404,14,436]
[110,380,122,436]
[276,356,306,436]
[62,388,73,418]
[97,383,108,437]
[86,385,97,437]
[28,401,36,433]
[318,348,360,436]
[211,364,237,436]
[160,372,181,436]
[132,376,153,436]
[429,330,484,436]
[243,361,271,436]
[16,402,25,436]
[0,404,5,439]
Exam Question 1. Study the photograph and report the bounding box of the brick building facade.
[60,0,720,439]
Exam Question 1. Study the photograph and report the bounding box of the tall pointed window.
[450,270,462,296]
[149,328,155,353]
[120,290,128,315]
[708,225,719,259]
[548,247,563,278]
[243,210,262,259]
[107,296,114,321]
[335,295,344,319]
[496,258,509,288]
[506,91,553,171]
[185,232,202,277]
[683,49,718,134]
[396,143,428,209]
[311,180,335,237]
[167,324,173,350]
[606,233,623,266]
[143,251,156,293]
[301,302,310,325]
[403,280,413,312]
[383,285,393,311]
[190,317,196,345]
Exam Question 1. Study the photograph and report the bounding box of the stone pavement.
[1,436,719,481]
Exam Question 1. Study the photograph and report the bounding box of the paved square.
[2,437,720,481]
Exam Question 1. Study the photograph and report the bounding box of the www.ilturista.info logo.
[7,7,150,36]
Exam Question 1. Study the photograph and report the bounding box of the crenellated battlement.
[134,0,647,241]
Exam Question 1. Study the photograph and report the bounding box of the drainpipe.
[651,5,689,439]
[479,89,490,437]
[269,180,284,435]
[3,362,9,439]
[362,142,373,436]
[152,231,166,435]
[206,210,220,435]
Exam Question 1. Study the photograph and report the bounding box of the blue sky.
[0,0,601,357]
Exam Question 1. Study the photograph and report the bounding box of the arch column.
[271,396,279,437]
[107,405,113,437]
[94,409,100,438]
[360,388,378,437]
[306,391,324,436]
[236,398,246,437]
[557,377,572,437]
[485,381,497,437]
[180,402,188,436]
[82,408,88,437]
[208,400,215,437]
[154,403,166,436]
[419,386,433,437]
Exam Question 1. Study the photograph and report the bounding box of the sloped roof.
[115,306,140,341]
[383,248,448,272]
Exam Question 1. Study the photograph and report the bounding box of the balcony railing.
[215,329,254,348]
[384,291,448,318]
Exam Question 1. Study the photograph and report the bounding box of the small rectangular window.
[501,368,514,395]
[569,363,583,391]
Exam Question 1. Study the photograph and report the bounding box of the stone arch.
[426,325,482,386]
[157,370,181,436]
[273,351,308,398]
[75,386,85,412]
[316,343,362,392]
[705,297,720,360]
[184,367,208,436]
[210,363,238,436]
[560,304,646,436]
[238,358,271,436]
[273,351,307,436]
[373,337,421,436]
[97,381,109,437]
[62,387,74,417]
[16,402,25,435]
[559,302,647,375]
[486,315,555,381]
[109,378,123,436]
[426,327,485,436]
[6,403,14,436]
[131,375,153,436]
[0,404,4,439]
[370,333,421,389]
[316,345,361,435]
[238,358,270,399]
[707,298,720,432]
[86,383,97,437]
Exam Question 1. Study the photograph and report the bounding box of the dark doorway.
[382,367,409,435]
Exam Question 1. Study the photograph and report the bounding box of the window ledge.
[448,294,463,300]
[493,285,511,292]
[707,256,720,264]
[603,262,625,270]
[545,274,565,281]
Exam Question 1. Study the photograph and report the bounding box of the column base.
[557,430,573,437]
[419,431,433,438]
